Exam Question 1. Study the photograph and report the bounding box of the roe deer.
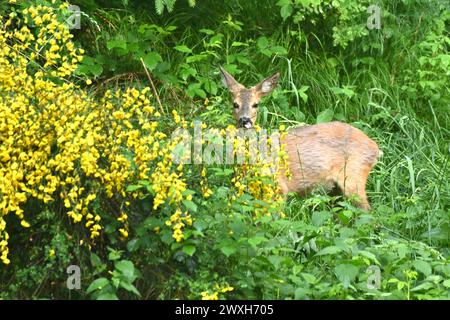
[220,67,381,210]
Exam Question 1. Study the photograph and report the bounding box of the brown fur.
[220,68,381,210]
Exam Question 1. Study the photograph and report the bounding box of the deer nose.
[239,117,253,129]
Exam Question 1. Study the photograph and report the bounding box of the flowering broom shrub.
[0,4,190,265]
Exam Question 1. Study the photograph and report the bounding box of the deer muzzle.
[238,117,253,129]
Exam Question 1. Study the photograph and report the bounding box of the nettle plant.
[176,12,286,90]
[401,4,450,113]
[276,0,378,48]
[76,15,176,82]
[174,15,254,100]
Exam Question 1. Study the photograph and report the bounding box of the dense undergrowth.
[0,0,449,299]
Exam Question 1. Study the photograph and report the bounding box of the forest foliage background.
[0,0,449,299]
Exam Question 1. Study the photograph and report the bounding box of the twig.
[140,58,165,114]
[413,13,424,41]
[266,111,305,127]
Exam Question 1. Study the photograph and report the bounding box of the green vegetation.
[0,0,449,300]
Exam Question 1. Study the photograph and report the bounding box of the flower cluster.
[201,284,234,300]
[165,208,193,242]
[228,125,290,217]
[0,5,189,264]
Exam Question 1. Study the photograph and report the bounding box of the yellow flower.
[64,198,71,208]
[201,291,219,300]
[21,220,30,228]
[221,286,234,293]
[49,249,55,257]
[117,212,128,223]
[119,228,128,238]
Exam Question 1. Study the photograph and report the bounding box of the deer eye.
[252,103,259,108]
[233,102,240,109]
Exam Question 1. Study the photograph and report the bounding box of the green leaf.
[80,56,95,66]
[97,292,119,300]
[220,245,237,257]
[236,55,251,65]
[315,246,342,256]
[183,245,196,256]
[127,239,140,252]
[126,184,143,192]
[271,45,288,55]
[334,264,359,288]
[443,279,450,288]
[331,86,355,99]
[186,83,206,99]
[298,86,309,103]
[248,236,267,248]
[115,260,136,280]
[411,282,434,292]
[231,41,248,47]
[179,66,197,80]
[165,0,176,12]
[294,287,309,299]
[280,4,293,20]
[182,200,198,213]
[230,220,245,236]
[186,54,208,64]
[221,64,238,74]
[146,184,155,195]
[316,108,334,123]
[143,52,162,71]
[260,48,272,57]
[338,210,353,224]
[301,273,317,284]
[90,64,103,77]
[397,244,408,259]
[87,278,109,294]
[412,260,432,276]
[90,253,102,267]
[358,250,378,263]
[203,80,218,95]
[108,249,122,261]
[174,45,192,53]
[257,36,269,50]
[77,60,104,77]
[120,281,141,297]
[110,275,120,289]
[199,28,215,35]
[106,39,127,51]
[268,255,284,268]
[311,211,331,227]
[155,0,164,15]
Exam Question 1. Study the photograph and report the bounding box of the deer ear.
[220,66,243,93]
[255,72,280,96]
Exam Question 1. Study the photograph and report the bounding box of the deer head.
[220,67,280,129]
